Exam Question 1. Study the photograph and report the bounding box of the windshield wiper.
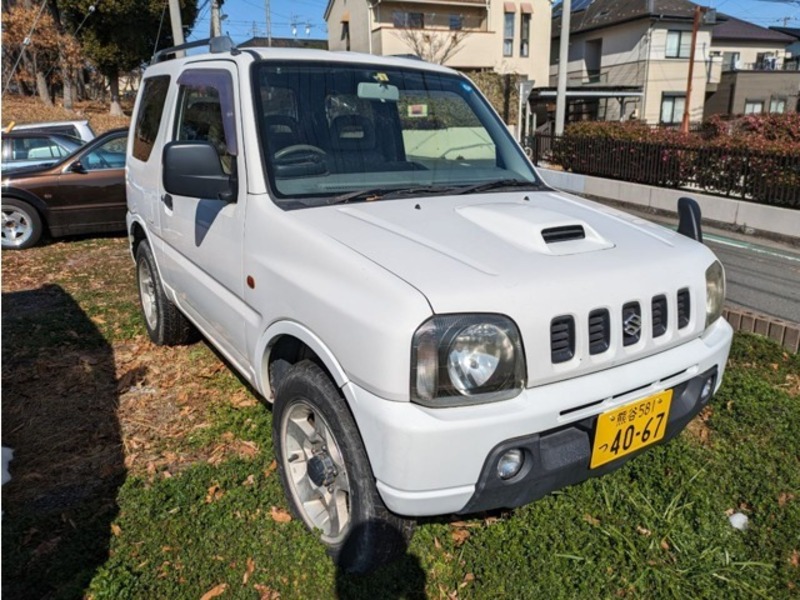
[328,188,391,205]
[448,179,544,195]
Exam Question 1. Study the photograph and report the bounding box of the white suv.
[126,38,733,572]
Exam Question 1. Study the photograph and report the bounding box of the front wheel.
[2,198,43,250]
[273,360,413,573]
[135,241,197,346]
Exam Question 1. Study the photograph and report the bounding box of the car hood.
[292,190,718,386]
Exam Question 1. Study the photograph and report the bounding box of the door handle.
[161,193,173,210]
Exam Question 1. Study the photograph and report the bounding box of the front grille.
[542,225,585,244]
[652,295,668,337]
[622,302,642,346]
[548,288,691,364]
[550,316,575,363]
[677,288,691,328]
[588,309,610,355]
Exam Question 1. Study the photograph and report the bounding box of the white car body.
[8,120,96,143]
[126,45,732,517]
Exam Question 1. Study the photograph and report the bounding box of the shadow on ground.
[2,284,125,600]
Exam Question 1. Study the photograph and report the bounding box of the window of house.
[520,13,531,57]
[660,93,685,124]
[503,12,514,57]
[341,22,350,51]
[449,15,463,30]
[722,51,740,71]
[744,99,765,115]
[665,30,691,59]
[770,97,786,114]
[393,11,424,29]
[132,75,170,162]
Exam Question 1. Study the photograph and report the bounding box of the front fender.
[255,320,350,402]
[2,186,50,221]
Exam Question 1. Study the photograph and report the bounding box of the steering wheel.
[274,144,327,160]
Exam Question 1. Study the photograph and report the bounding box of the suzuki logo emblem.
[623,313,642,337]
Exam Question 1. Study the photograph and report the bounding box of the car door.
[157,64,248,367]
[47,133,128,234]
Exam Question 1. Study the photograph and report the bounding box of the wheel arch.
[256,321,349,403]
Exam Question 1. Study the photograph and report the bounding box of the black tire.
[273,360,414,574]
[2,197,43,250]
[135,241,197,346]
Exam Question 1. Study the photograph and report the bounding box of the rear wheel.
[135,241,197,345]
[2,198,42,250]
[273,360,413,573]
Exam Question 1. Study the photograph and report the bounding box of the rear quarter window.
[133,75,171,162]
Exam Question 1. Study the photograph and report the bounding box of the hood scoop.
[456,203,614,256]
[542,224,586,244]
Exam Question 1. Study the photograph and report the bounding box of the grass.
[2,236,799,599]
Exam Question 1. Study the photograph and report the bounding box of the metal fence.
[529,133,800,209]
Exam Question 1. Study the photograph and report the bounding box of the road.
[705,233,800,324]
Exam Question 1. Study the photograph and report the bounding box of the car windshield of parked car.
[253,62,540,206]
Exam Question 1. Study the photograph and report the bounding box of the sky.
[185,0,800,45]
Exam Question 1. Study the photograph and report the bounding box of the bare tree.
[394,25,468,65]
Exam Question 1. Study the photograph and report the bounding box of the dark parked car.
[1,130,84,173]
[2,128,128,249]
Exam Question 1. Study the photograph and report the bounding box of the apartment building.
[547,0,713,125]
[323,0,552,84]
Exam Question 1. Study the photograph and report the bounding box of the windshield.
[253,62,541,206]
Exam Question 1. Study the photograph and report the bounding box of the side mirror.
[162,141,237,202]
[677,197,703,243]
[69,161,86,173]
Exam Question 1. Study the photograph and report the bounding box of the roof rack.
[151,36,239,64]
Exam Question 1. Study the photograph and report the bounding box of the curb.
[723,307,800,353]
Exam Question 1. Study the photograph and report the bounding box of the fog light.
[700,376,715,403]
[497,449,524,480]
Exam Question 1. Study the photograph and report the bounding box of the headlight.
[705,260,725,328]
[411,314,526,407]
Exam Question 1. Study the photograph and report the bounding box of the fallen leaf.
[583,513,600,526]
[779,492,795,507]
[254,584,281,600]
[200,583,228,600]
[243,474,256,487]
[433,536,442,551]
[243,557,255,585]
[206,484,224,503]
[451,528,471,546]
[111,523,122,537]
[459,572,476,589]
[270,506,292,523]
[660,539,670,551]
[265,460,278,476]
[790,550,799,568]
[636,525,652,537]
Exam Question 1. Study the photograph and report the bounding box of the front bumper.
[343,318,733,517]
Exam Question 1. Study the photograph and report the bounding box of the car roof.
[11,119,91,128]
[3,130,83,144]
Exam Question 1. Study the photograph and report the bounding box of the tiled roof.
[553,0,700,37]
[712,16,796,42]
[769,26,800,41]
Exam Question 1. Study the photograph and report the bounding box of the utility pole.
[266,0,272,46]
[681,5,705,133]
[555,0,571,135]
[168,0,185,56]
[211,0,222,37]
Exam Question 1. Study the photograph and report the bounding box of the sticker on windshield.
[374,72,390,82]
[407,104,428,117]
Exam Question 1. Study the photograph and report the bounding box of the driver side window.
[82,137,127,170]
[174,69,237,175]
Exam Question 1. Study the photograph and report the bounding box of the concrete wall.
[326,0,372,53]
[538,167,800,240]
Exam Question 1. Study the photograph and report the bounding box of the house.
[704,19,798,117]
[240,37,329,49]
[769,26,800,70]
[322,0,552,85]
[545,0,715,125]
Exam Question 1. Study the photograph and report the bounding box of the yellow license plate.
[590,389,673,469]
